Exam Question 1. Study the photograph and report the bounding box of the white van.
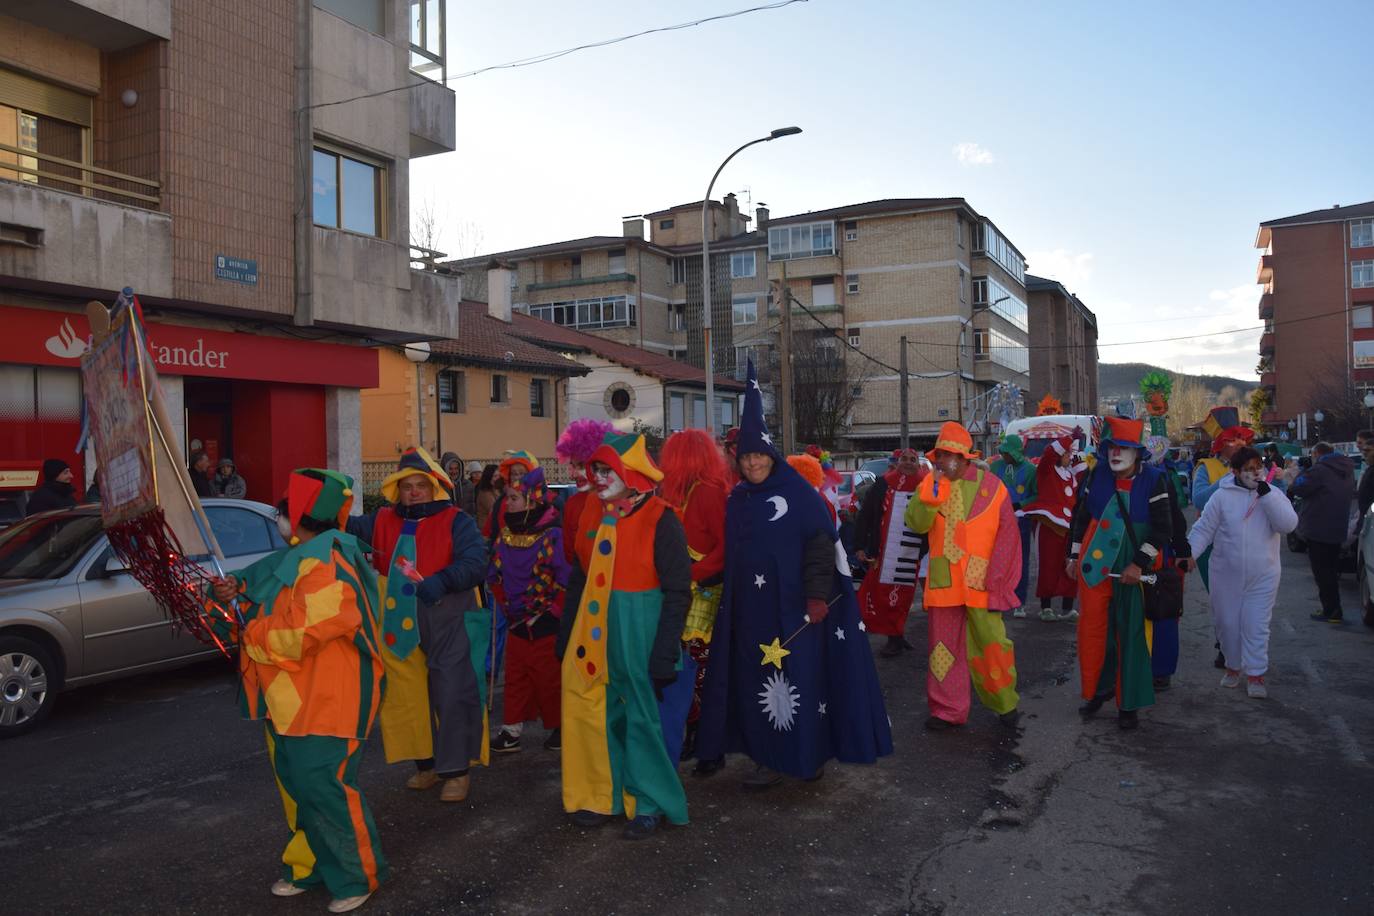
[1000,414,1102,462]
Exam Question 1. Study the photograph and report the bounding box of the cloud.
[952,142,995,166]
[1026,249,1094,290]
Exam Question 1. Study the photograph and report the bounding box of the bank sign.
[3,304,378,389]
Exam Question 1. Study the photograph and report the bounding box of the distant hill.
[1098,362,1254,401]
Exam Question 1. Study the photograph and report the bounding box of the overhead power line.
[307,0,809,112]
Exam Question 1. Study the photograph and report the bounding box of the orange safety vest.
[917,468,1009,609]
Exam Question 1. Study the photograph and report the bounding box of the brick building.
[1025,274,1099,413]
[0,0,459,506]
[1253,200,1374,434]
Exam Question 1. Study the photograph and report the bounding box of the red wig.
[659,429,729,506]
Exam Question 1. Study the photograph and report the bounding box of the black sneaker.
[1079,694,1109,718]
[742,764,783,792]
[1117,709,1139,730]
[692,756,725,778]
[570,809,610,828]
[1153,676,1171,691]
[622,814,660,840]
[542,727,561,751]
[998,709,1022,730]
[1309,611,1332,622]
[879,636,904,658]
[490,730,522,754]
[1213,648,1226,669]
[924,716,962,731]
[1327,613,1346,624]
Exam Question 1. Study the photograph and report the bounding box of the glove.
[416,574,447,606]
[1256,480,1271,497]
[805,597,829,624]
[652,674,677,703]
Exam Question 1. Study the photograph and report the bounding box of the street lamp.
[404,341,432,451]
[701,126,802,434]
[1364,391,1374,429]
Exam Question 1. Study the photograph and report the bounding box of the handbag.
[1112,490,1183,621]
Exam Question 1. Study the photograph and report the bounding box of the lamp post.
[404,341,432,451]
[701,126,801,434]
[1313,408,1325,444]
[1364,391,1374,430]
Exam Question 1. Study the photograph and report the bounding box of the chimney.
[622,216,644,239]
[755,203,769,233]
[723,192,743,236]
[486,258,514,323]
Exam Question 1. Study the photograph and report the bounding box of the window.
[315,0,383,33]
[660,218,675,230]
[847,327,861,348]
[530,295,636,330]
[718,398,736,429]
[1353,260,1374,289]
[570,255,582,280]
[313,146,385,236]
[730,251,756,279]
[409,0,447,81]
[1352,219,1374,249]
[437,370,465,413]
[971,275,1028,331]
[768,221,836,260]
[844,220,858,242]
[812,278,836,308]
[846,274,860,294]
[982,328,1029,374]
[693,395,707,427]
[973,328,990,360]
[608,248,626,274]
[490,374,509,404]
[669,303,686,332]
[972,221,1025,283]
[669,392,686,431]
[733,345,758,379]
[813,337,840,365]
[959,267,967,303]
[670,257,687,285]
[732,294,758,325]
[1353,306,1373,330]
[529,378,547,417]
[610,388,632,412]
[955,217,965,248]
[205,507,275,558]
[0,68,92,197]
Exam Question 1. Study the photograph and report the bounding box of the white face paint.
[276,512,294,541]
[590,462,627,502]
[1108,447,1136,473]
[572,462,591,493]
[1238,470,1263,489]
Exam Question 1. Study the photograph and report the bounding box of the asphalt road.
[3,542,1372,915]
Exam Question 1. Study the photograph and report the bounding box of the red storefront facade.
[0,303,378,507]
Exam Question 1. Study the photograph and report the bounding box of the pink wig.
[556,418,614,464]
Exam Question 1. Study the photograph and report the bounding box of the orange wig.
[658,429,729,506]
[786,454,825,491]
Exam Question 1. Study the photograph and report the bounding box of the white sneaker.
[1246,677,1268,699]
[1039,607,1059,622]
[1012,607,1027,619]
[270,880,307,897]
[1060,608,1080,620]
[328,893,372,913]
[1220,670,1241,688]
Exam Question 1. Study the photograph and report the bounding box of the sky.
[409,0,1374,381]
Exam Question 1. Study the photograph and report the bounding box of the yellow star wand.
[758,594,843,669]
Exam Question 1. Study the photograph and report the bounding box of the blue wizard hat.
[736,357,779,460]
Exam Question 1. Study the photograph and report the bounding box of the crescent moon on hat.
[767,495,788,521]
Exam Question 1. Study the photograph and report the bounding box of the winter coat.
[1289,454,1356,545]
[213,473,248,499]
[26,480,77,516]
[1188,476,1298,590]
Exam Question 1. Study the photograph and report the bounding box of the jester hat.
[927,421,980,462]
[1210,425,1255,456]
[499,449,540,482]
[285,468,355,533]
[588,432,663,493]
[381,446,452,504]
[1100,416,1147,451]
[509,465,550,506]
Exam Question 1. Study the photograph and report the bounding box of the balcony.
[3,0,170,50]
[1259,331,1275,355]
[409,77,456,158]
[313,228,460,338]
[0,175,172,299]
[526,273,635,293]
[1262,409,1280,426]
[766,253,841,280]
[1256,253,1273,284]
[1260,372,1276,388]
[1258,292,1273,319]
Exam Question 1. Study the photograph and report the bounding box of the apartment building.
[1253,200,1374,434]
[0,0,460,504]
[1026,275,1099,413]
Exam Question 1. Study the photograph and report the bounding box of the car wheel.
[1287,532,1307,553]
[0,636,58,738]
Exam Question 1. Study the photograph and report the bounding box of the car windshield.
[839,476,855,495]
[0,512,103,580]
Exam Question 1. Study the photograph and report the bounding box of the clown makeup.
[589,461,627,501]
[1108,446,1137,475]
[571,460,591,493]
[1236,457,1264,490]
[738,452,774,485]
[397,474,435,506]
[933,451,966,480]
[895,450,921,475]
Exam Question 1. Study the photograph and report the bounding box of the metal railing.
[0,141,160,207]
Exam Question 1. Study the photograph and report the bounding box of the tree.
[790,333,867,450]
[1248,386,1270,432]
[1167,374,1212,442]
[1304,375,1369,442]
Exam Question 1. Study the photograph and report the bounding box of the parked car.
[1357,505,1374,628]
[0,499,286,737]
[837,470,877,515]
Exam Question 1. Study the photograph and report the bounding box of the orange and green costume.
[227,469,388,900]
[904,424,1022,725]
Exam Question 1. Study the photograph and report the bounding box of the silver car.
[0,499,285,737]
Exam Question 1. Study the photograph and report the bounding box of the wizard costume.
[855,453,927,638]
[1069,418,1173,716]
[218,470,388,901]
[697,360,892,779]
[488,467,570,737]
[346,447,491,787]
[989,435,1038,607]
[904,422,1023,726]
[1023,435,1080,611]
[556,432,691,827]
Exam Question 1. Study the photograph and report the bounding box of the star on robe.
[858,620,867,632]
[759,637,791,669]
[761,431,773,445]
[818,702,827,715]
[834,626,846,641]
[754,573,766,589]
[750,378,760,390]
